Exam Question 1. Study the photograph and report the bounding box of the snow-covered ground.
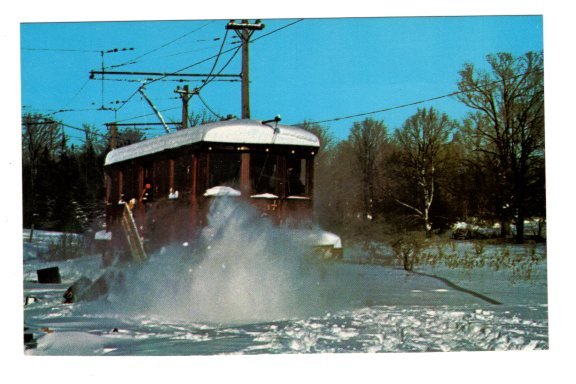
[19,200,547,357]
[23,234,548,355]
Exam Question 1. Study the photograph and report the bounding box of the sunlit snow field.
[23,241,548,355]
[23,200,547,355]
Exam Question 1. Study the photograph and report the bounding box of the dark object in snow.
[63,270,125,303]
[37,266,61,284]
[63,276,92,303]
[24,327,37,350]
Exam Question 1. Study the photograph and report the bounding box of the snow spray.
[103,197,358,325]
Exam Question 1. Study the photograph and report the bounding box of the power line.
[308,92,460,125]
[48,107,102,115]
[306,66,544,126]
[57,78,92,113]
[200,45,242,90]
[22,47,101,53]
[112,19,302,114]
[22,115,162,147]
[251,19,304,43]
[163,42,238,59]
[115,105,181,123]
[59,121,151,145]
[110,20,215,70]
[198,28,231,90]
[145,19,303,86]
[197,93,224,120]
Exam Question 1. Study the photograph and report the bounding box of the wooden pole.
[108,123,118,149]
[182,85,190,129]
[241,23,250,119]
[226,20,264,119]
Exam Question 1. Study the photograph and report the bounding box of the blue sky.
[20,15,543,142]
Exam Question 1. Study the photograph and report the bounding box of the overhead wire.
[115,105,181,124]
[113,19,303,115]
[23,113,173,147]
[22,47,101,53]
[199,44,241,89]
[306,66,544,126]
[142,19,304,86]
[158,20,300,120]
[308,92,461,125]
[163,42,238,59]
[55,78,92,113]
[109,20,215,70]
[251,19,304,43]
[58,121,154,145]
[197,28,230,90]
[94,19,304,126]
[197,93,224,120]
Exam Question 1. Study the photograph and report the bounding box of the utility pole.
[226,19,265,119]
[174,85,198,129]
[107,122,118,149]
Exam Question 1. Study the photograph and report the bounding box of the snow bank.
[28,331,128,356]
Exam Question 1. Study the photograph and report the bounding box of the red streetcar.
[102,118,342,262]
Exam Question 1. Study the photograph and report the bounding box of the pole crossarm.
[90,70,241,79]
[225,20,265,31]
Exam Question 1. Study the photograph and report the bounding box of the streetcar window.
[251,153,279,195]
[287,157,308,196]
[208,152,241,188]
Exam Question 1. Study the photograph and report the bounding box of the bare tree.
[82,123,107,154]
[394,107,456,237]
[22,114,62,176]
[22,114,63,225]
[348,118,389,221]
[116,127,147,148]
[457,51,544,242]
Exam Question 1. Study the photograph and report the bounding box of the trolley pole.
[226,19,265,119]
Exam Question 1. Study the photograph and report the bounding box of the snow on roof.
[105,119,320,166]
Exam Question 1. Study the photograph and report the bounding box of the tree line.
[21,110,214,232]
[308,51,545,243]
[21,51,545,243]
[21,118,139,232]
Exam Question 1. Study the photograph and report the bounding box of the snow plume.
[105,197,350,325]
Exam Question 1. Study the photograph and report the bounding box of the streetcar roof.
[104,119,320,166]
